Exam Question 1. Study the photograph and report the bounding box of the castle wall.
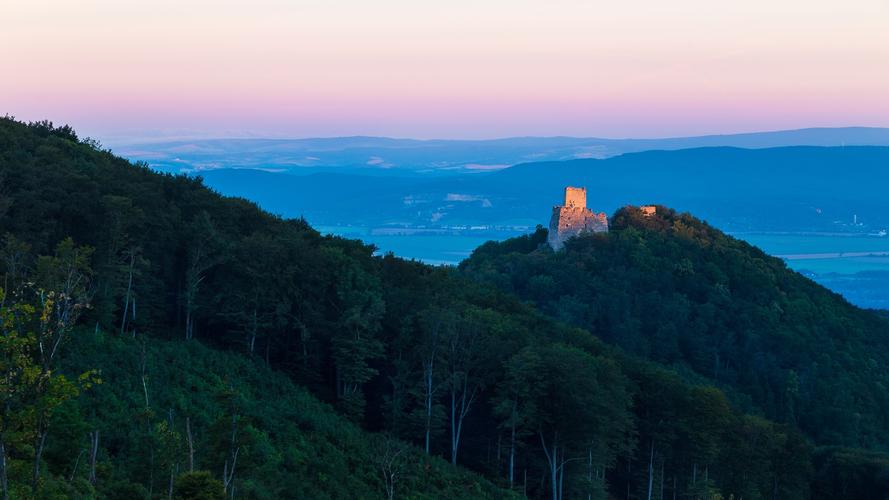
[547,206,608,250]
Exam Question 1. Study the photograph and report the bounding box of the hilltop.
[460,206,889,448]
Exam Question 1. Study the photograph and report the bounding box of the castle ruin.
[547,186,608,250]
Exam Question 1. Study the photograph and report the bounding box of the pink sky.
[3,0,889,140]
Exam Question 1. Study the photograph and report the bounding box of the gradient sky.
[3,0,889,141]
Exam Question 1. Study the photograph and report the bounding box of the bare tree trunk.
[626,456,632,500]
[32,425,48,492]
[185,281,197,341]
[375,437,405,500]
[647,440,655,500]
[167,465,174,500]
[184,237,215,341]
[249,309,257,353]
[89,430,99,486]
[540,432,559,500]
[0,439,8,500]
[385,475,395,500]
[223,460,228,491]
[550,446,558,500]
[523,468,527,498]
[69,450,84,481]
[420,317,443,455]
[131,298,137,339]
[450,389,457,464]
[508,419,516,488]
[660,461,665,500]
[148,447,155,499]
[120,251,135,335]
[186,418,195,472]
[424,389,431,453]
[185,308,193,340]
[141,372,150,408]
[141,347,154,498]
[223,412,239,495]
[223,448,239,495]
[423,356,435,454]
[449,374,477,465]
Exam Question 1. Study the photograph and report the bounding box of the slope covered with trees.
[36,329,512,499]
[460,206,889,449]
[1,117,888,499]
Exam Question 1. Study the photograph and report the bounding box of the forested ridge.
[460,206,889,448]
[1,117,887,499]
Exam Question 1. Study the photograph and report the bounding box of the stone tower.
[564,186,586,208]
[547,186,608,250]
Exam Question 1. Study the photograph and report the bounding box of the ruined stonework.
[547,187,608,250]
[640,205,657,217]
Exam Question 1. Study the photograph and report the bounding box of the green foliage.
[100,479,149,500]
[0,118,885,498]
[0,235,98,498]
[173,471,225,500]
[811,447,889,499]
[50,331,513,499]
[461,205,889,450]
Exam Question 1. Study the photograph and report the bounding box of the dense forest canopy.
[1,117,888,499]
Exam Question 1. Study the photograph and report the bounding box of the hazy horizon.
[5,0,889,140]
[90,125,889,148]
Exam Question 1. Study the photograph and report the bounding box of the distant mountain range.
[115,126,889,175]
[200,145,889,233]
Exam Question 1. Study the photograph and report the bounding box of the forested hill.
[1,117,888,499]
[460,206,889,448]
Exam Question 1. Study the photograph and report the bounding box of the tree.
[330,257,384,421]
[373,434,408,500]
[631,366,684,500]
[93,195,146,334]
[0,234,30,308]
[444,307,491,466]
[30,238,97,491]
[675,387,733,499]
[493,345,544,489]
[513,344,632,500]
[412,306,452,454]
[0,238,99,497]
[183,213,225,341]
[173,471,225,500]
[157,410,185,500]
